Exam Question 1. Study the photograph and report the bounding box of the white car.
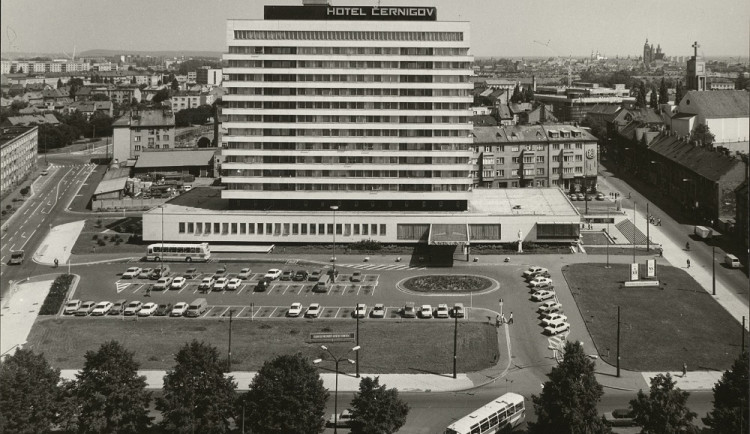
[75,301,97,316]
[64,299,81,315]
[124,301,143,316]
[544,322,571,335]
[371,303,385,318]
[522,266,548,278]
[529,277,553,288]
[227,278,242,290]
[419,304,433,318]
[305,303,322,318]
[138,302,158,316]
[91,301,113,316]
[435,304,450,318]
[354,303,367,318]
[264,269,282,280]
[238,268,253,279]
[531,290,556,302]
[122,267,141,279]
[153,276,173,290]
[287,302,303,317]
[538,301,563,314]
[213,277,229,291]
[171,302,189,317]
[541,313,568,326]
[171,276,187,289]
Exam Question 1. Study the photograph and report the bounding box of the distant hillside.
[79,49,223,58]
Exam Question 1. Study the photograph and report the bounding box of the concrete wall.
[93,197,166,211]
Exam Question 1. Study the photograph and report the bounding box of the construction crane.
[62,45,77,62]
[534,39,572,86]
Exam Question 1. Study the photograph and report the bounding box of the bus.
[445,393,525,434]
[146,243,211,263]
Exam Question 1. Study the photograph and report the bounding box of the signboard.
[309,332,355,342]
[630,263,639,281]
[646,259,656,278]
[265,5,437,21]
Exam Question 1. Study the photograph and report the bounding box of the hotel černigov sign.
[265,5,438,21]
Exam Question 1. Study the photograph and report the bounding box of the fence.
[92,197,166,211]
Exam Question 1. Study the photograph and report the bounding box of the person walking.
[501,313,506,325]
[687,259,691,268]
[682,362,687,377]
[508,312,514,324]
[54,258,59,268]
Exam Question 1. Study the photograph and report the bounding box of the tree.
[736,72,749,90]
[157,340,237,434]
[90,93,110,102]
[528,341,612,434]
[239,353,328,434]
[171,78,180,92]
[675,80,685,105]
[153,88,170,105]
[510,84,523,103]
[350,377,409,434]
[89,112,114,137]
[0,348,62,433]
[524,86,535,102]
[57,78,64,89]
[630,373,698,433]
[636,81,648,108]
[691,123,715,145]
[658,78,669,104]
[649,85,658,109]
[71,341,152,434]
[703,352,749,432]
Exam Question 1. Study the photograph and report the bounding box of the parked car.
[238,268,253,279]
[435,304,450,318]
[254,278,271,292]
[403,302,416,318]
[603,409,636,427]
[287,302,303,317]
[213,277,229,291]
[138,302,158,317]
[576,193,585,201]
[531,290,556,302]
[155,303,173,316]
[138,268,153,279]
[214,267,227,278]
[293,270,308,281]
[544,322,571,335]
[529,277,553,288]
[350,272,362,282]
[327,409,354,428]
[75,301,97,316]
[122,267,141,279]
[354,303,367,318]
[309,270,322,281]
[124,301,143,316]
[525,270,551,281]
[419,304,433,319]
[149,265,170,280]
[538,301,563,314]
[280,270,294,281]
[183,268,199,279]
[541,313,568,326]
[109,299,127,315]
[264,269,282,280]
[64,299,81,315]
[171,276,187,289]
[305,303,322,318]
[596,193,605,201]
[227,278,242,290]
[371,303,385,318]
[153,276,173,291]
[41,169,49,176]
[171,302,189,317]
[522,266,548,278]
[453,303,465,318]
[91,301,113,316]
[199,276,216,291]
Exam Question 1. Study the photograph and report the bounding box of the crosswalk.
[339,263,426,271]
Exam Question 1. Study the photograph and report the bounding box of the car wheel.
[154,256,160,262]
[185,257,192,262]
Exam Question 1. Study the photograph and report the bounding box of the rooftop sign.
[265,5,437,21]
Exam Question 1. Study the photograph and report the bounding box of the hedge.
[39,274,75,315]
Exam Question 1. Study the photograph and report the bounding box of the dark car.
[293,270,308,281]
[280,270,294,281]
[155,303,173,316]
[109,299,127,315]
[254,277,271,292]
[309,270,322,281]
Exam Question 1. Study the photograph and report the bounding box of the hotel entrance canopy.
[428,223,469,245]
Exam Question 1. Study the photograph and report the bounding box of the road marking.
[116,282,130,293]
[18,229,36,249]
[217,306,230,317]
[132,283,146,294]
[235,306,247,317]
[356,285,362,296]
[20,232,26,238]
[268,307,278,317]
[237,284,247,295]
[334,307,341,318]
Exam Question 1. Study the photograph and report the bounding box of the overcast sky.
[2,0,748,58]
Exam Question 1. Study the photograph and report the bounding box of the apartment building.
[112,108,175,163]
[0,127,38,196]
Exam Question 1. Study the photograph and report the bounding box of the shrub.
[1,211,5,216]
[349,239,382,251]
[6,204,12,210]
[321,326,332,332]
[20,186,30,196]
[39,274,75,315]
[95,218,103,228]
[92,234,98,240]
[290,329,299,335]
[97,239,106,246]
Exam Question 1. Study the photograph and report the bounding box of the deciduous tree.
[691,123,715,145]
[675,80,685,105]
[658,78,669,104]
[350,377,409,434]
[239,353,328,434]
[703,352,748,432]
[0,348,62,433]
[157,340,237,434]
[528,341,612,434]
[71,341,152,434]
[630,373,699,433]
[649,85,658,108]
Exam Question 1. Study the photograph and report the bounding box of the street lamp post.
[712,246,716,296]
[646,202,650,252]
[159,205,165,273]
[330,205,338,279]
[605,207,611,268]
[314,345,360,434]
[632,201,637,263]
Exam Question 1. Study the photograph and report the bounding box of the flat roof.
[94,177,128,195]
[134,150,215,169]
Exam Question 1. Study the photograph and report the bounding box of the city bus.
[146,243,211,262]
[445,393,525,434]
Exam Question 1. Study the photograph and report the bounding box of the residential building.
[170,91,210,112]
[535,83,635,123]
[670,90,749,147]
[187,71,197,82]
[2,114,60,127]
[67,101,114,119]
[109,84,143,105]
[0,126,38,196]
[112,108,175,163]
[735,178,748,249]
[196,67,223,86]
[132,149,218,178]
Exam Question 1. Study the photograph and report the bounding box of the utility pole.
[632,202,637,263]
[453,311,458,379]
[646,202,650,252]
[605,207,611,268]
[712,246,716,295]
[616,306,621,378]
[355,310,360,378]
[742,316,746,354]
[228,309,233,372]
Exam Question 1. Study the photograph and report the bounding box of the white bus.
[445,393,525,434]
[146,243,211,262]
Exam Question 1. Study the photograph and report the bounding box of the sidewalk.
[33,220,85,266]
[0,278,55,357]
[0,165,47,232]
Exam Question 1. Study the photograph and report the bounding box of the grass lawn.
[563,263,744,371]
[72,217,145,255]
[403,275,493,293]
[27,318,497,375]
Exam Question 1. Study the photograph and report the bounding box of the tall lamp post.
[314,345,360,434]
[159,205,165,272]
[605,207,611,268]
[330,205,338,278]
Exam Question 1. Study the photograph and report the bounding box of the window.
[512,157,520,163]
[538,223,579,239]
[496,157,504,164]
[523,156,533,163]
[213,223,220,234]
[134,136,141,142]
[239,223,246,234]
[205,222,211,234]
[222,223,229,234]
[336,224,342,235]
[248,223,255,234]
[274,223,281,235]
[309,224,316,235]
[231,223,237,234]
[380,224,386,236]
[536,156,544,163]
[511,146,519,152]
[371,224,378,235]
[301,224,307,235]
[496,170,504,177]
[257,223,263,234]
[196,222,203,234]
[187,222,194,233]
[319,223,326,234]
[362,224,369,235]
[511,169,518,177]
[552,144,560,150]
[292,223,298,235]
[134,145,141,151]
[327,223,333,235]
[283,223,290,235]
[536,168,545,175]
[178,222,185,233]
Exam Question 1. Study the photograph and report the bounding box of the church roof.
[681,90,750,118]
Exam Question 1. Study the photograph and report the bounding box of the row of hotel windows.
[223,142,471,151]
[224,101,469,110]
[480,143,586,152]
[227,128,470,138]
[228,47,467,56]
[481,167,583,177]
[226,60,470,70]
[225,73,468,83]
[134,144,170,151]
[225,115,468,124]
[224,156,468,164]
[224,183,470,192]
[178,221,387,237]
[223,169,468,178]
[226,87,469,98]
[231,31,464,42]
[482,155,584,164]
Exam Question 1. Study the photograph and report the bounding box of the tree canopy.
[350,377,410,434]
[691,123,715,145]
[0,348,62,433]
[649,85,658,109]
[71,341,152,434]
[175,104,214,127]
[529,341,612,434]
[658,78,669,104]
[630,373,699,434]
[675,80,685,105]
[239,353,328,434]
[157,340,237,434]
[703,352,749,432]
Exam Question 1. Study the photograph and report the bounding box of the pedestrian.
[657,218,661,226]
[659,247,663,257]
[146,286,151,297]
[508,312,514,324]
[54,258,59,268]
[682,362,687,377]
[501,313,506,324]
[496,315,501,328]
[687,259,691,268]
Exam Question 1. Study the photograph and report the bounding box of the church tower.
[686,41,706,91]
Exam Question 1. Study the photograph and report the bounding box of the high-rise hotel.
[143,1,581,248]
[222,0,474,211]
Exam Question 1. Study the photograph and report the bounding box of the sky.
[1,0,748,58]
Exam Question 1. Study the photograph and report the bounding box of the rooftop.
[680,90,750,118]
[133,149,216,169]
[112,109,175,128]
[649,134,744,182]
[0,126,36,148]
